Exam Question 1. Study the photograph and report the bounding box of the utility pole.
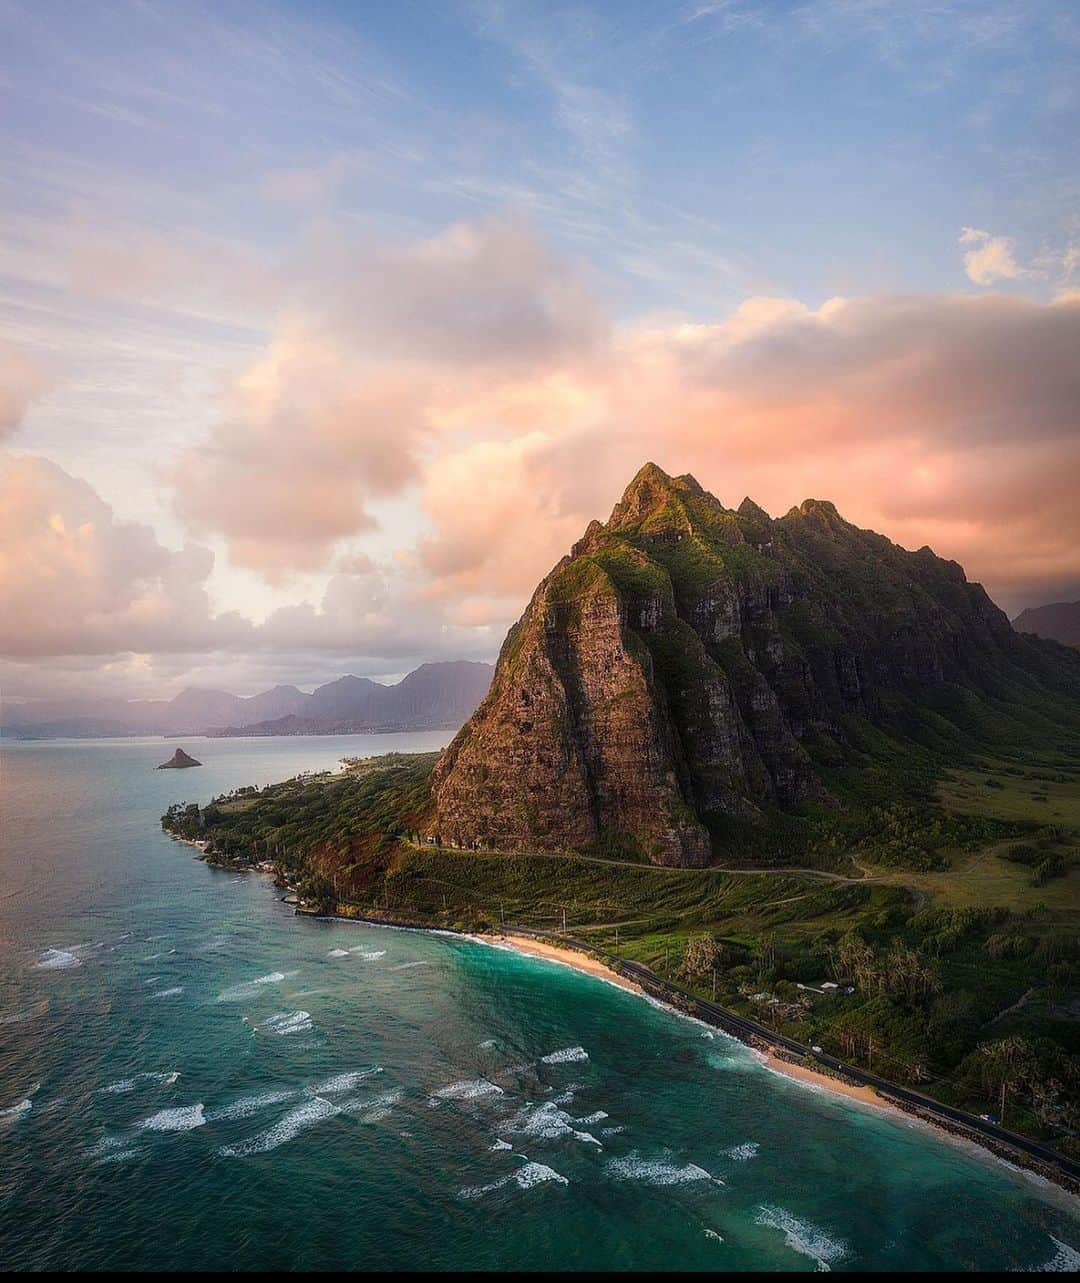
[614,924,619,952]
[712,969,717,1002]
[561,905,567,933]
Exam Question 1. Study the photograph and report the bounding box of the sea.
[1,734,1078,1272]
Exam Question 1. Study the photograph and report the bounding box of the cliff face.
[430,463,1065,866]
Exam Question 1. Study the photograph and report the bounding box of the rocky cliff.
[431,464,1075,866]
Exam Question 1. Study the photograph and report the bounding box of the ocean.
[1,734,1077,1271]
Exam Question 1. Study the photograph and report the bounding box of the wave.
[460,1160,569,1198]
[209,1089,299,1122]
[150,986,184,999]
[606,1154,718,1186]
[1038,1236,1080,1273]
[138,1103,207,1132]
[338,1089,404,1123]
[755,1205,847,1271]
[101,1071,180,1095]
[313,1069,384,1095]
[433,1078,504,1102]
[0,1098,33,1121]
[260,1010,313,1036]
[35,948,80,970]
[539,1046,588,1065]
[576,1111,608,1125]
[219,1095,339,1157]
[218,971,294,1001]
[723,1141,760,1161]
[490,1138,513,1151]
[348,948,385,960]
[327,949,350,957]
[506,1101,601,1147]
[390,961,428,971]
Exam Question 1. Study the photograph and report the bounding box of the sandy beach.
[498,931,898,1114]
[499,933,643,995]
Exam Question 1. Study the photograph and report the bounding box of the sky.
[1,0,1078,703]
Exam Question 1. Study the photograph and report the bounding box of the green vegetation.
[163,736,1080,1158]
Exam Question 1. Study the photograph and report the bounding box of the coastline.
[498,932,898,1114]
[193,883,1080,1202]
[486,930,1078,1204]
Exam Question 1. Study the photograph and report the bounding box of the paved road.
[513,926,1080,1186]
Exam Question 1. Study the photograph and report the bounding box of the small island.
[157,747,202,770]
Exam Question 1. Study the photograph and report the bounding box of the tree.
[682,935,721,983]
[978,1037,1030,1125]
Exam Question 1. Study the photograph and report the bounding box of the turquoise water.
[1,736,1078,1272]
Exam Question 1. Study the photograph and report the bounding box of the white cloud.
[959,226,1034,286]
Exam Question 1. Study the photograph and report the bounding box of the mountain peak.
[608,463,710,531]
[430,467,1067,868]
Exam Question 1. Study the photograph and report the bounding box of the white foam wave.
[210,1089,298,1121]
[460,1160,569,1198]
[35,948,80,970]
[507,1101,601,1146]
[755,1205,847,1271]
[724,1141,760,1161]
[348,948,385,959]
[704,1229,724,1242]
[218,971,292,1001]
[150,986,184,999]
[219,1095,339,1157]
[1037,1236,1080,1273]
[327,949,350,957]
[577,1111,608,1125]
[138,1103,206,1132]
[433,1078,504,1102]
[95,1147,141,1165]
[539,1046,588,1065]
[261,1010,313,1036]
[338,1088,404,1122]
[490,1138,512,1151]
[0,1098,32,1120]
[314,1069,384,1095]
[390,961,428,971]
[101,1071,180,1095]
[607,1154,717,1186]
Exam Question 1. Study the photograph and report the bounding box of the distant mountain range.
[2,661,494,740]
[1013,600,1080,647]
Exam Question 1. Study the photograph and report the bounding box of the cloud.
[0,345,51,439]
[0,452,501,688]
[959,226,1034,286]
[0,453,249,657]
[170,215,608,576]
[408,288,1080,617]
[165,213,1080,627]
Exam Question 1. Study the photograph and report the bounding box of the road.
[512,926,1080,1187]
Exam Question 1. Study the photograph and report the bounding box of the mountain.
[431,463,1080,866]
[1013,601,1080,647]
[4,661,493,739]
[210,663,495,736]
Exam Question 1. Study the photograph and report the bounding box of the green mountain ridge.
[431,463,1080,864]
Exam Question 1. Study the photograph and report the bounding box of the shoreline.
[212,891,1080,1202]
[479,930,1078,1204]
[498,932,899,1114]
